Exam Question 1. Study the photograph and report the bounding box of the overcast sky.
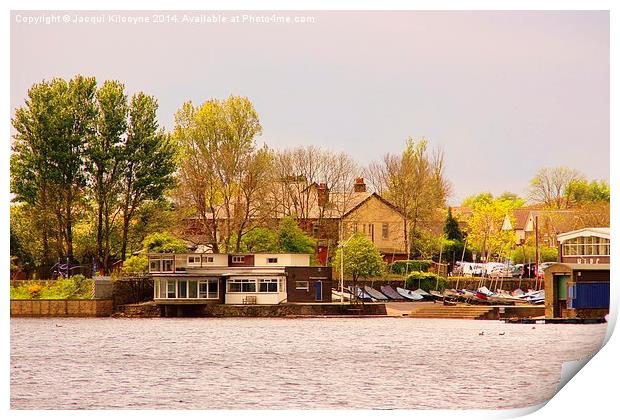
[10,10,609,204]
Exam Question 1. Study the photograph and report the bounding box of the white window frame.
[295,280,309,291]
[232,256,245,264]
[267,257,278,264]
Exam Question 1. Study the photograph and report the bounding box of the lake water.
[10,317,607,410]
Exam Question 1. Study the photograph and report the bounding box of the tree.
[240,228,279,252]
[567,179,610,204]
[443,207,464,241]
[119,93,177,261]
[173,96,266,253]
[529,166,585,209]
[333,233,386,300]
[367,137,450,260]
[87,80,129,271]
[142,232,189,253]
[277,216,316,253]
[464,194,518,261]
[12,75,98,262]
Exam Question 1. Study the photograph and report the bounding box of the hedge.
[405,271,449,292]
[389,260,433,274]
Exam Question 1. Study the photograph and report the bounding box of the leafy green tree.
[12,75,97,261]
[119,93,177,260]
[443,207,464,241]
[142,232,189,253]
[173,96,266,253]
[333,233,386,294]
[277,216,316,253]
[567,179,610,203]
[88,80,129,271]
[122,255,149,275]
[240,228,279,252]
[465,194,518,262]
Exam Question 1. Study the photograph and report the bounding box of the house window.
[204,256,214,263]
[259,279,278,293]
[162,258,174,272]
[312,223,319,237]
[149,259,161,272]
[295,281,309,291]
[267,257,278,264]
[188,256,199,264]
[232,256,245,264]
[382,223,389,240]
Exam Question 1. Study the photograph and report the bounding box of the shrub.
[389,260,433,275]
[27,284,43,297]
[122,255,149,276]
[405,271,449,292]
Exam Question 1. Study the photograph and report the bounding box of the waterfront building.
[544,227,610,319]
[148,252,333,305]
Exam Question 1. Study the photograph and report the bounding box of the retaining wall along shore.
[116,302,388,317]
[10,299,114,317]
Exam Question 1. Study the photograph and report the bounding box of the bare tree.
[529,167,585,209]
[367,137,450,259]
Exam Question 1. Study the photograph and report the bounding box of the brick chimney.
[354,177,367,192]
[317,183,329,206]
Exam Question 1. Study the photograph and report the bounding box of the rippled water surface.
[10,317,606,410]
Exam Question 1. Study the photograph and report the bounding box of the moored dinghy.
[396,287,424,301]
[364,285,389,300]
[380,285,405,300]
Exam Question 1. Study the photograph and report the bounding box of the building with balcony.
[148,252,332,306]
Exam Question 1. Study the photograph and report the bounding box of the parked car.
[452,262,484,277]
[511,264,525,278]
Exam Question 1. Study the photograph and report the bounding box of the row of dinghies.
[333,285,545,306]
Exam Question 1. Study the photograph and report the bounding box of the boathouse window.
[382,223,389,240]
[228,279,256,292]
[232,256,245,263]
[199,279,219,299]
[295,281,309,291]
[562,237,610,256]
[188,281,198,298]
[267,257,278,264]
[259,279,278,292]
[167,280,176,298]
[178,280,188,298]
[150,259,161,272]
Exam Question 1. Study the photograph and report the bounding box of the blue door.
[314,281,322,301]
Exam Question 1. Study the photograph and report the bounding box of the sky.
[10,10,609,205]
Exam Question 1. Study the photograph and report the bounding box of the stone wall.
[115,302,162,317]
[10,299,113,317]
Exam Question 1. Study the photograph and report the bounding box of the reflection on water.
[10,317,606,409]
